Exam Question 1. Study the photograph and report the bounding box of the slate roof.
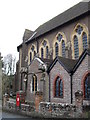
[39,58,53,68]
[47,48,90,74]
[47,56,78,73]
[26,1,90,44]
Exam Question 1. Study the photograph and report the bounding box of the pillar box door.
[35,91,43,112]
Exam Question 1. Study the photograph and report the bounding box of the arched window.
[55,77,63,97]
[62,40,66,57]
[34,51,36,57]
[82,32,88,50]
[30,52,32,62]
[74,36,79,59]
[84,73,90,99]
[46,46,48,58]
[41,48,44,58]
[55,42,59,57]
[32,75,37,92]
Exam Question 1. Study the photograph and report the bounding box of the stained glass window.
[30,52,32,62]
[46,46,48,58]
[82,32,88,50]
[57,34,63,42]
[42,40,47,47]
[76,25,83,35]
[34,51,36,57]
[31,45,34,52]
[62,40,66,57]
[74,36,79,59]
[55,42,59,57]
[60,80,63,96]
[84,74,90,99]
[41,48,44,58]
[55,77,63,97]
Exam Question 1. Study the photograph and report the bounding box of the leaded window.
[84,74,90,99]
[55,42,58,57]
[41,48,44,58]
[55,77,63,97]
[32,75,37,92]
[57,34,63,42]
[74,36,79,59]
[76,25,83,35]
[46,46,48,58]
[42,40,47,47]
[34,51,36,57]
[62,40,66,57]
[82,32,88,50]
[30,52,32,62]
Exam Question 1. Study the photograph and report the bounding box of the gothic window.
[82,32,88,50]
[55,42,59,57]
[55,77,63,97]
[42,40,47,47]
[74,36,79,59]
[34,51,36,57]
[46,46,48,58]
[41,48,44,58]
[76,25,83,35]
[84,74,90,99]
[32,75,37,92]
[57,34,63,42]
[62,40,66,57]
[30,52,32,62]
[31,45,34,52]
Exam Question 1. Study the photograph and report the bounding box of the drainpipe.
[49,73,50,102]
[70,73,73,104]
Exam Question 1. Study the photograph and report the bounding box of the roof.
[26,1,90,44]
[48,48,90,74]
[39,58,53,68]
[47,56,77,73]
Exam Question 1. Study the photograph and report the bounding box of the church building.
[16,1,90,105]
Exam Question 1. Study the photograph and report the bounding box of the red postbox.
[16,93,20,107]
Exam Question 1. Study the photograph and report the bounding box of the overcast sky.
[0,0,83,61]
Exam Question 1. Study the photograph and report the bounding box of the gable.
[28,57,46,74]
[48,56,77,74]
[72,49,90,73]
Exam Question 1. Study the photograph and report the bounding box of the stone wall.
[73,55,90,105]
[3,100,88,118]
[50,61,71,104]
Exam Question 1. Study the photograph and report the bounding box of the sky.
[0,0,83,61]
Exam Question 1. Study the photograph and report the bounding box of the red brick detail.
[53,74,64,98]
[81,71,90,98]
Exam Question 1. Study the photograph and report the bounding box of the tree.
[3,54,16,75]
[2,54,16,95]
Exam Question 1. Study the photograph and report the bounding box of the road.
[1,111,44,120]
[2,111,29,118]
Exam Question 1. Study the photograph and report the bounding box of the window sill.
[54,96,63,98]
